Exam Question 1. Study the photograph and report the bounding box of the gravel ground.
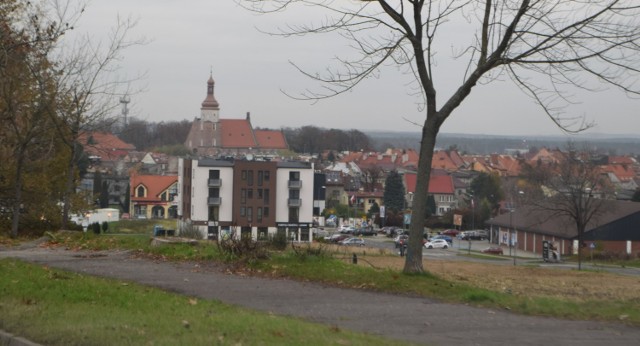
[1,246,640,346]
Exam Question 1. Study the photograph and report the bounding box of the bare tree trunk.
[61,142,78,230]
[10,153,25,238]
[403,116,440,273]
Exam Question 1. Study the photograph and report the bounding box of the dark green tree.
[426,195,436,218]
[383,171,405,213]
[469,172,503,214]
[367,201,380,220]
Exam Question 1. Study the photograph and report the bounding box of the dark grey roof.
[197,158,234,167]
[277,161,313,169]
[486,200,640,239]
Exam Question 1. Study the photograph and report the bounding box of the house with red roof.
[404,172,457,216]
[130,174,178,219]
[184,75,288,157]
[78,131,136,162]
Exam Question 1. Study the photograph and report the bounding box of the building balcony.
[208,178,222,187]
[288,198,302,207]
[288,180,302,189]
[207,197,222,205]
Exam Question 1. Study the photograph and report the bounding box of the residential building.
[178,157,314,241]
[404,172,457,216]
[130,174,179,219]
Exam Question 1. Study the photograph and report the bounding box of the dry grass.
[355,255,640,302]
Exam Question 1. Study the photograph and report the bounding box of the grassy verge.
[0,259,407,346]
[249,251,640,324]
[9,230,640,327]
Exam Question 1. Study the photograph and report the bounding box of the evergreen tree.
[383,171,405,213]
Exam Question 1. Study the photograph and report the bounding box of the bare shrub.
[179,222,203,240]
[217,236,269,262]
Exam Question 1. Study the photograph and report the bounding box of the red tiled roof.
[130,175,177,202]
[79,132,135,161]
[600,164,636,181]
[220,119,257,148]
[432,151,458,170]
[404,172,454,194]
[254,130,288,149]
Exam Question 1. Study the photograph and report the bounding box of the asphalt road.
[1,246,639,345]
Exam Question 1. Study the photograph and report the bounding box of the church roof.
[254,130,288,149]
[220,119,256,148]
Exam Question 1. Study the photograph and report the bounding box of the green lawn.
[0,259,408,346]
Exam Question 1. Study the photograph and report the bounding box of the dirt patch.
[353,255,640,302]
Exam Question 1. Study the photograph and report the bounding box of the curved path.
[1,247,639,345]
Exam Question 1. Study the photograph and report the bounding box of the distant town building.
[184,75,288,157]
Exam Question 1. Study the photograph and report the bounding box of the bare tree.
[240,1,640,273]
[522,144,613,270]
[50,9,145,229]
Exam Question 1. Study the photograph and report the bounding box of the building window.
[241,188,247,204]
[208,206,219,221]
[241,170,247,180]
[209,170,220,179]
[289,189,300,199]
[289,171,300,181]
[248,171,254,186]
[288,207,299,223]
[240,206,246,217]
[136,186,145,197]
[247,207,253,222]
[264,189,270,204]
[264,171,270,181]
[258,171,263,186]
[160,192,167,201]
[264,207,270,217]
[209,187,219,198]
[257,189,263,199]
[257,207,263,222]
[247,189,253,199]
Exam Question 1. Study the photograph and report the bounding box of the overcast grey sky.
[72,0,639,137]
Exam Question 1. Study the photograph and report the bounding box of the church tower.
[201,74,220,123]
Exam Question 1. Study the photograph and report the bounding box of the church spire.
[201,73,219,110]
[200,72,220,123]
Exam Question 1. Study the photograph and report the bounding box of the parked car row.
[458,230,488,241]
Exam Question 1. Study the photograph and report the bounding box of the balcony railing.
[208,178,222,187]
[288,180,302,188]
[207,197,222,205]
[288,198,301,207]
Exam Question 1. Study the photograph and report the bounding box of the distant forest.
[108,118,640,157]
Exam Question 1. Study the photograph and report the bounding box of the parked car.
[429,235,453,244]
[384,226,403,237]
[482,246,504,255]
[326,234,350,243]
[459,230,488,240]
[424,239,449,249]
[354,227,376,236]
[441,229,459,237]
[340,237,365,247]
[339,226,357,234]
[312,228,329,238]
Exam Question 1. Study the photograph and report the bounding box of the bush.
[101,222,109,233]
[267,232,288,251]
[217,236,269,262]
[179,222,203,240]
[91,222,101,235]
